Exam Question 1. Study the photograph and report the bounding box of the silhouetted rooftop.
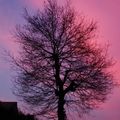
[0,101,35,120]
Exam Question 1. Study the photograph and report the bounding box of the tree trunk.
[58,95,66,120]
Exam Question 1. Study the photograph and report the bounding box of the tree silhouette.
[12,0,115,120]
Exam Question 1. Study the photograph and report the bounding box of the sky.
[0,0,120,120]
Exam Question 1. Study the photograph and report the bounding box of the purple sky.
[0,0,120,120]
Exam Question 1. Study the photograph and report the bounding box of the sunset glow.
[0,0,120,120]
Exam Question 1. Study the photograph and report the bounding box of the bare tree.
[12,0,115,120]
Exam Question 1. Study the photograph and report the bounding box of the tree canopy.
[12,0,115,120]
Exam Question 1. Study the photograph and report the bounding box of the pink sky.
[0,0,120,120]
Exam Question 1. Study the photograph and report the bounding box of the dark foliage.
[12,0,115,119]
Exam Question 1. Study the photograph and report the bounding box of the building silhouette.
[0,101,35,120]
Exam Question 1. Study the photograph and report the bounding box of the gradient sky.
[0,0,120,120]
